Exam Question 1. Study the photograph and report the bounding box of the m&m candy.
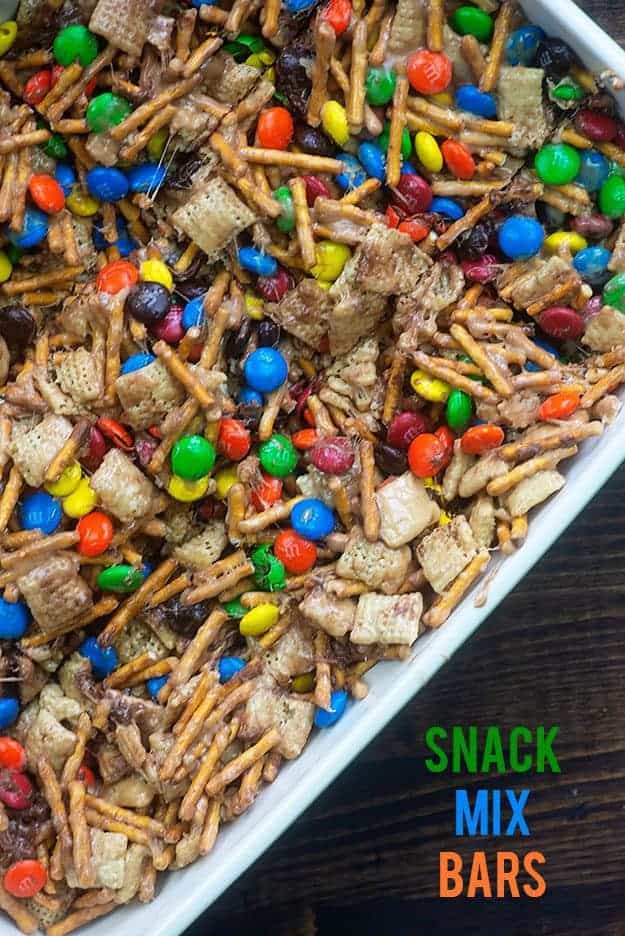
[78,636,118,680]
[498,216,544,260]
[244,347,288,393]
[314,690,348,728]
[171,435,216,480]
[290,498,335,540]
[20,492,61,535]
[0,598,30,640]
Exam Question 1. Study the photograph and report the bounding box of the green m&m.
[273,186,295,233]
[222,598,248,619]
[171,435,216,481]
[445,388,474,433]
[598,175,625,218]
[379,120,412,160]
[451,6,494,42]
[251,544,286,591]
[603,273,625,312]
[86,93,133,134]
[365,67,396,106]
[53,25,99,67]
[97,565,144,593]
[534,143,581,185]
[258,433,298,477]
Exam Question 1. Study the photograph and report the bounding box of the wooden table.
[189,4,625,933]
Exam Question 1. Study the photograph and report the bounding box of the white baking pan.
[2,1,625,933]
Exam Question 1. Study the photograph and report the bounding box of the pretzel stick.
[182,34,223,76]
[407,96,463,131]
[510,514,528,545]
[424,550,491,628]
[210,130,248,177]
[225,0,256,34]
[182,559,254,605]
[499,421,602,462]
[69,781,93,888]
[436,195,491,251]
[160,608,228,701]
[148,573,191,608]
[487,446,578,496]
[44,419,90,484]
[227,482,246,544]
[153,340,214,408]
[288,177,316,270]
[0,465,22,533]
[224,171,282,219]
[104,294,124,404]
[38,756,73,878]
[479,0,513,91]
[0,881,39,934]
[84,795,166,837]
[119,106,176,161]
[98,557,178,647]
[20,597,119,648]
[359,440,380,542]
[10,140,31,234]
[239,147,343,173]
[172,670,215,736]
[386,73,408,187]
[203,729,281,798]
[314,630,332,710]
[581,364,625,409]
[1,531,78,569]
[368,8,393,66]
[148,398,199,475]
[308,21,336,127]
[526,278,580,317]
[61,713,92,789]
[382,351,406,424]
[412,351,498,401]
[340,177,381,205]
[46,46,116,123]
[432,178,507,196]
[0,151,17,222]
[110,75,202,140]
[0,130,50,155]
[200,798,222,855]
[102,652,157,690]
[427,0,444,51]
[39,62,82,114]
[47,902,116,936]
[179,721,233,821]
[231,754,266,815]
[347,19,368,134]
[261,0,281,37]
[449,324,513,397]
[239,496,304,534]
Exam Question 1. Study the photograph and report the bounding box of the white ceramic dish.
[2,2,625,934]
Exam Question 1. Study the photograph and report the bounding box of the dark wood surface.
[189,5,625,934]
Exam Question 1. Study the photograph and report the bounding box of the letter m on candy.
[455,790,488,835]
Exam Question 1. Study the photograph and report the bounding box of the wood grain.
[187,4,625,933]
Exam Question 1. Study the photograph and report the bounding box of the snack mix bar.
[0,0,624,932]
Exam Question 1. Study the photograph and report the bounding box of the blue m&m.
[7,207,48,248]
[79,637,118,680]
[0,597,31,640]
[86,167,129,202]
[120,352,156,375]
[54,162,76,196]
[314,689,348,728]
[147,675,168,700]
[244,347,288,393]
[239,386,263,406]
[20,492,61,535]
[505,25,545,65]
[573,245,612,284]
[218,656,246,683]
[126,163,167,194]
[430,197,464,220]
[238,247,277,277]
[335,153,366,191]
[0,698,19,730]
[575,150,610,192]
[498,215,544,260]
[357,141,386,181]
[290,498,335,540]
[182,295,205,330]
[455,85,497,119]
